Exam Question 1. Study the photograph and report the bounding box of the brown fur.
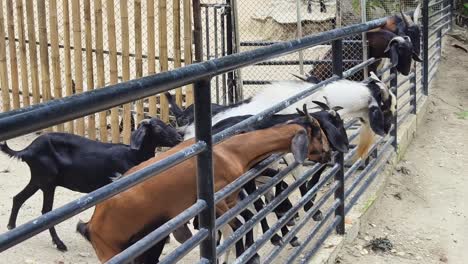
[354,123,375,162]
[83,119,331,263]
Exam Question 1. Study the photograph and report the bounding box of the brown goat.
[77,109,334,263]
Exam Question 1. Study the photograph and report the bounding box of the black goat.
[0,117,182,252]
[164,92,252,127]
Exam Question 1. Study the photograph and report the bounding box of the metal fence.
[0,0,452,263]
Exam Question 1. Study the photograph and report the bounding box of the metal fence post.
[422,0,429,95]
[390,67,398,150]
[194,78,217,263]
[410,69,417,114]
[332,39,345,235]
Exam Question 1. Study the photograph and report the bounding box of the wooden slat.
[106,0,120,143]
[183,0,193,105]
[25,0,40,105]
[173,0,183,106]
[63,0,74,133]
[6,0,19,109]
[49,0,64,132]
[146,0,156,118]
[120,0,131,144]
[72,0,85,136]
[0,0,10,112]
[135,0,144,123]
[158,0,169,122]
[84,0,95,139]
[95,0,106,142]
[16,1,29,107]
[37,0,52,132]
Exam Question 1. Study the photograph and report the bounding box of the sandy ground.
[335,36,468,264]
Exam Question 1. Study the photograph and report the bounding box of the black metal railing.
[0,0,452,263]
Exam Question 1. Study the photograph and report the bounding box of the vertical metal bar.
[411,69,417,114]
[225,0,234,103]
[422,0,429,95]
[295,0,304,74]
[205,6,210,61]
[220,8,227,105]
[194,77,216,263]
[231,0,243,100]
[332,39,345,235]
[192,1,216,262]
[390,67,398,149]
[214,7,220,104]
[449,0,453,30]
[361,0,369,79]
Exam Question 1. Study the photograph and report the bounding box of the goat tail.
[0,141,23,160]
[76,220,91,242]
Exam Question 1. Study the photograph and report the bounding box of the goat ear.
[313,116,349,153]
[130,126,148,150]
[291,129,309,164]
[388,44,399,68]
[368,98,386,136]
[412,52,423,62]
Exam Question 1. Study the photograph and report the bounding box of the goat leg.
[42,187,67,251]
[7,182,39,230]
[240,209,260,264]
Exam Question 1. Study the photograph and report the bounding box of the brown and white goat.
[77,107,338,263]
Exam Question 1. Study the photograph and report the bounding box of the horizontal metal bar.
[342,58,378,79]
[429,48,439,61]
[108,200,207,263]
[232,164,338,263]
[399,96,413,111]
[345,143,394,215]
[0,16,389,141]
[429,20,451,38]
[429,1,450,12]
[284,199,340,263]
[429,11,451,28]
[300,215,342,263]
[382,73,396,84]
[416,93,424,104]
[344,118,359,129]
[157,229,209,264]
[0,141,206,252]
[428,37,441,51]
[242,80,270,85]
[214,154,283,203]
[344,138,394,198]
[240,39,362,47]
[263,181,339,264]
[429,0,446,8]
[200,3,229,7]
[398,107,414,125]
[397,84,414,100]
[376,64,393,76]
[429,58,441,76]
[253,59,361,66]
[397,72,415,88]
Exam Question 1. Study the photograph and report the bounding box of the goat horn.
[369,71,381,82]
[291,73,308,82]
[296,107,305,116]
[311,100,330,110]
[413,3,421,25]
[332,106,344,111]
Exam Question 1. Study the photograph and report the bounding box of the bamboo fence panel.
[16,1,29,107]
[0,0,10,112]
[146,0,156,118]
[95,0,107,142]
[25,0,40,105]
[158,0,169,122]
[49,0,64,132]
[135,0,144,124]
[120,0,131,144]
[63,0,74,133]
[183,0,193,105]
[6,0,19,109]
[72,0,85,136]
[173,0,183,107]
[84,0,95,139]
[38,0,53,132]
[106,0,120,143]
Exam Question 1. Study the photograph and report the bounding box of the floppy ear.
[316,119,349,153]
[368,98,385,136]
[291,129,309,164]
[388,44,399,68]
[130,126,148,150]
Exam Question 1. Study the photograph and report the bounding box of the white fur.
[183,79,373,140]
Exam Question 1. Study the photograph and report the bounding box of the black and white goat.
[0,117,182,252]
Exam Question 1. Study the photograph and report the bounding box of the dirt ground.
[335,35,468,264]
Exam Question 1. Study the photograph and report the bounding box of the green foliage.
[456,110,468,119]
[463,3,468,16]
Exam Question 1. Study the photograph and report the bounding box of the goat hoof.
[312,210,323,221]
[247,254,260,264]
[6,224,15,230]
[55,242,68,252]
[270,234,283,246]
[290,237,300,247]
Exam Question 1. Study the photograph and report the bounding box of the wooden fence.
[0,0,194,143]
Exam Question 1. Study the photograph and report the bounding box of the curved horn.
[291,73,308,82]
[332,106,344,111]
[311,100,330,110]
[384,36,407,53]
[399,3,410,27]
[413,3,421,25]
